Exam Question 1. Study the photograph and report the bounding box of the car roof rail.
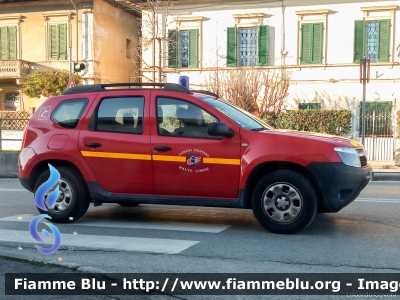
[63,82,193,95]
[191,89,219,98]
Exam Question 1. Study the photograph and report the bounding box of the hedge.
[260,110,352,136]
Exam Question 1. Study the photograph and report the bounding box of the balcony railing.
[0,60,36,79]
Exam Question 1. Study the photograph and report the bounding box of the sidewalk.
[369,160,400,181]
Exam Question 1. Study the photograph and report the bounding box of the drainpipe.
[152,8,156,82]
[71,0,79,67]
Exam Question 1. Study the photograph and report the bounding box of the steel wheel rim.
[45,178,74,214]
[261,182,303,224]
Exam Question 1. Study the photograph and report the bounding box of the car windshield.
[196,95,273,131]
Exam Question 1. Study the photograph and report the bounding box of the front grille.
[356,149,368,167]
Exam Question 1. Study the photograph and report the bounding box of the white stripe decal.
[0,229,198,254]
[0,214,230,233]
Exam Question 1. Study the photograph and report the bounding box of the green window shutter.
[354,20,366,63]
[310,103,321,110]
[0,26,7,60]
[300,23,311,64]
[168,29,178,68]
[188,29,198,68]
[377,19,390,62]
[311,23,323,64]
[376,101,392,112]
[258,25,269,66]
[49,24,59,60]
[226,27,237,67]
[299,103,321,110]
[298,103,308,110]
[8,26,17,60]
[300,23,323,65]
[58,24,67,60]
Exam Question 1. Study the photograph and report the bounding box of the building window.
[49,23,67,60]
[354,19,390,63]
[300,23,323,65]
[298,103,321,110]
[4,92,19,111]
[0,26,17,60]
[168,29,198,68]
[238,28,257,66]
[226,25,269,67]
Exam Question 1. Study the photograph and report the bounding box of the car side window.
[51,98,88,128]
[95,97,144,134]
[156,97,219,138]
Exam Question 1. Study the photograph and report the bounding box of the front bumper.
[307,162,373,212]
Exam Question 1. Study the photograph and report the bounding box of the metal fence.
[0,111,31,151]
[359,109,395,161]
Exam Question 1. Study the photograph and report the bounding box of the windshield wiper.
[250,127,266,131]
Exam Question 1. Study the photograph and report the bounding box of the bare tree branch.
[205,68,290,115]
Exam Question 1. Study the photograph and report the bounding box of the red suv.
[19,83,372,234]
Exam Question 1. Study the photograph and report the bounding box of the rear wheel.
[251,170,317,234]
[34,166,91,223]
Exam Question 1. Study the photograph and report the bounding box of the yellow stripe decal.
[81,151,240,165]
[203,157,241,165]
[152,155,186,162]
[81,151,151,160]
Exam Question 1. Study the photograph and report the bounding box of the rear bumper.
[307,162,373,212]
[19,176,33,193]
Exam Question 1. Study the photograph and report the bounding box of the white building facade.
[140,0,400,160]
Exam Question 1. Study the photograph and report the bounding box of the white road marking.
[0,188,29,192]
[0,214,230,233]
[356,198,400,203]
[0,229,198,254]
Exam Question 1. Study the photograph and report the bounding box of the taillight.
[21,127,27,150]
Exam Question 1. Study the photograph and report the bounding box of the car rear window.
[51,99,88,128]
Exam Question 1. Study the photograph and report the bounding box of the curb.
[372,172,400,181]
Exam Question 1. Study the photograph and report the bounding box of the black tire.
[251,170,317,234]
[117,202,139,207]
[34,166,91,223]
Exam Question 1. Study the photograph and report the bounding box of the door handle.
[85,142,102,148]
[154,146,171,151]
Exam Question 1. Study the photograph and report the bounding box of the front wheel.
[34,166,91,223]
[251,170,317,234]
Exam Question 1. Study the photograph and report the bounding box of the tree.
[22,70,81,98]
[131,0,175,83]
[205,68,290,115]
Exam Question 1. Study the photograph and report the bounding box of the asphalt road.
[1,178,400,299]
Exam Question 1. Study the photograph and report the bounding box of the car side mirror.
[208,122,234,138]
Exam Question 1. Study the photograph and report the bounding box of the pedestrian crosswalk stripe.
[355,198,400,203]
[0,214,230,233]
[0,188,29,192]
[0,229,198,254]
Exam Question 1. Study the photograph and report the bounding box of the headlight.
[334,147,361,167]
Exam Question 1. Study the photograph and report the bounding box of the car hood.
[266,129,361,147]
